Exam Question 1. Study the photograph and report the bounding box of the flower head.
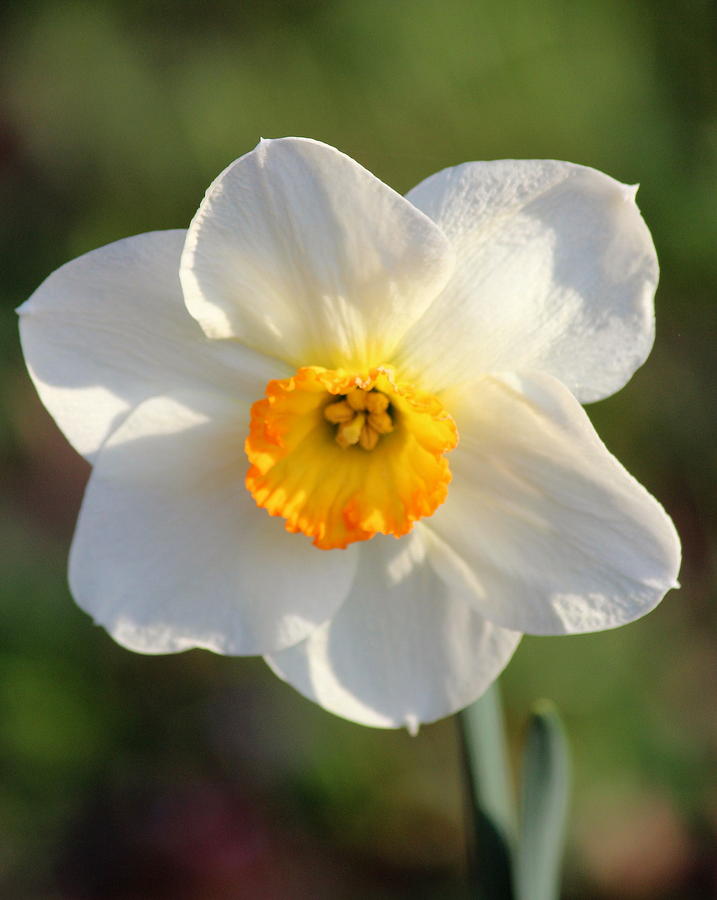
[19,138,680,730]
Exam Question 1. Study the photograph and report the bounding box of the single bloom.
[18,137,681,731]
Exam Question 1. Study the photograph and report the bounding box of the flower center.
[323,387,394,451]
[245,366,457,550]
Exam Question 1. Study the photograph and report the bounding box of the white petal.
[18,230,286,461]
[427,372,681,635]
[396,160,658,402]
[266,528,521,731]
[180,137,454,370]
[69,390,358,656]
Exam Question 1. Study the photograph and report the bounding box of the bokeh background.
[1,0,715,897]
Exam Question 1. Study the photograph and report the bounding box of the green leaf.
[515,700,570,900]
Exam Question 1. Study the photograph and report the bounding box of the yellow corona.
[245,366,458,550]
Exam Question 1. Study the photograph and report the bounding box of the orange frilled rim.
[244,366,458,550]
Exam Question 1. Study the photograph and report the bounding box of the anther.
[336,413,366,448]
[365,392,389,413]
[328,387,393,450]
[323,400,354,424]
[346,388,368,411]
[359,423,380,451]
[368,410,393,435]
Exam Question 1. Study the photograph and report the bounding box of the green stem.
[458,682,516,899]
[461,681,517,843]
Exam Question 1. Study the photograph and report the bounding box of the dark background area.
[1,0,715,897]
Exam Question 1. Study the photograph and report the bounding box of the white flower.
[19,138,680,731]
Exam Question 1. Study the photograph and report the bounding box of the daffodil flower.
[19,138,681,731]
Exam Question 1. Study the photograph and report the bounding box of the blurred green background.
[1,0,715,897]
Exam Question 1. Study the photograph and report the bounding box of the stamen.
[368,410,393,435]
[365,392,389,413]
[324,386,395,451]
[359,423,380,451]
[323,400,354,424]
[336,412,366,448]
[346,388,368,411]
